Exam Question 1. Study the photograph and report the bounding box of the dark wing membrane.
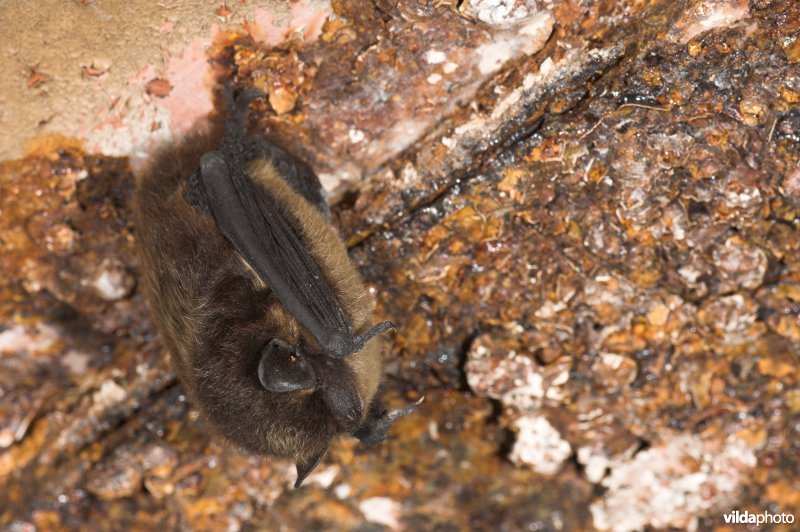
[243,137,330,221]
[194,152,351,345]
[192,152,394,357]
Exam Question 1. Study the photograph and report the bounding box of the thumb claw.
[353,397,423,446]
[353,321,395,350]
[324,321,396,358]
[386,396,424,421]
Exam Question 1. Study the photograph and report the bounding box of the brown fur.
[135,137,386,465]
[246,160,383,408]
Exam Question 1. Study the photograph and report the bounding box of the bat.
[135,84,419,487]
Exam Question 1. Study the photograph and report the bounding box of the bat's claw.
[234,87,266,109]
[353,320,396,349]
[353,397,424,445]
[223,82,265,110]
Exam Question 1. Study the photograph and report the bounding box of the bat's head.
[258,337,365,433]
[256,335,420,487]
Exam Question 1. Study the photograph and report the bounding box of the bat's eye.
[258,338,317,393]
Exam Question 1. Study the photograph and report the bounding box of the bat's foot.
[223,82,265,114]
[353,397,424,445]
[221,82,266,144]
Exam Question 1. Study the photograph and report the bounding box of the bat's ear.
[295,446,328,488]
[353,398,424,445]
[258,338,317,393]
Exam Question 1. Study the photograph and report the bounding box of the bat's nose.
[322,382,364,432]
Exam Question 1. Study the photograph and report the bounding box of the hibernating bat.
[135,84,419,487]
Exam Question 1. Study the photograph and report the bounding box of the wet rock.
[698,294,762,346]
[713,236,768,292]
[508,414,572,475]
[90,258,136,302]
[2,0,800,529]
[590,433,759,531]
[466,332,570,410]
[359,497,402,529]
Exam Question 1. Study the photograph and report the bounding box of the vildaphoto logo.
[722,510,795,525]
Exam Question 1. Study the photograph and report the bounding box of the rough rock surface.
[2,0,799,530]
